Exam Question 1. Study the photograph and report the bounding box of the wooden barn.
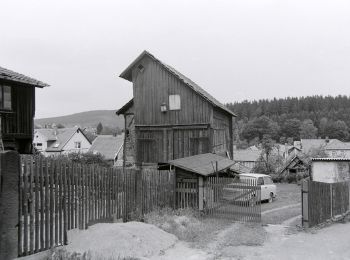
[0,66,48,153]
[117,51,236,167]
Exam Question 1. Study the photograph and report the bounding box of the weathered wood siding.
[0,82,35,153]
[132,56,212,126]
[136,127,210,163]
[212,108,233,156]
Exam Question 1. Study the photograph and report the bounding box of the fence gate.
[204,176,261,222]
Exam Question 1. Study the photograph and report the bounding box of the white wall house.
[33,127,91,156]
[311,158,350,183]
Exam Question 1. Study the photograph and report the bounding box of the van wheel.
[268,193,274,203]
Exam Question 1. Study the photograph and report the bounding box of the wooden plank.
[49,160,54,247]
[34,157,39,253]
[23,159,29,255]
[44,159,50,250]
[59,162,63,245]
[54,161,59,245]
[63,162,68,245]
[39,158,44,251]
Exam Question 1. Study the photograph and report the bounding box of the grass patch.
[47,248,140,260]
[144,207,231,244]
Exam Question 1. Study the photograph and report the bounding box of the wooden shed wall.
[0,82,35,153]
[212,108,233,156]
[132,56,213,126]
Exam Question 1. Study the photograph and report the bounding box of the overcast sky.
[1,0,350,118]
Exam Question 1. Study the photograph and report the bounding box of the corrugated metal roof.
[119,51,236,117]
[89,135,124,160]
[169,153,235,176]
[312,158,350,161]
[0,66,49,88]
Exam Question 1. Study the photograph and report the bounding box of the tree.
[252,135,283,175]
[326,120,349,141]
[299,119,318,139]
[96,122,103,135]
[56,123,65,129]
[241,116,280,142]
[281,118,301,140]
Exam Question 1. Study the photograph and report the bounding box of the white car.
[222,173,277,204]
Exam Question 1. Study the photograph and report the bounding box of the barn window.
[75,142,81,148]
[169,95,181,110]
[137,64,144,72]
[0,85,12,110]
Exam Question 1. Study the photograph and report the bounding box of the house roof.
[279,154,310,174]
[116,99,134,115]
[0,66,49,88]
[230,163,252,174]
[324,140,350,150]
[88,135,124,160]
[119,51,236,117]
[312,158,350,161]
[300,139,338,154]
[169,153,235,176]
[233,149,262,162]
[36,127,91,152]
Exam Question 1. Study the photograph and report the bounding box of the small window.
[169,95,181,110]
[257,177,264,185]
[137,64,144,72]
[0,85,12,110]
[75,142,81,148]
[36,143,42,147]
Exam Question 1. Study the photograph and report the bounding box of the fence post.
[198,177,204,211]
[0,151,20,259]
[301,179,309,228]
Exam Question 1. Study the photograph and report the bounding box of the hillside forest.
[227,95,350,148]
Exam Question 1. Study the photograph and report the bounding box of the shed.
[0,66,48,153]
[168,153,235,209]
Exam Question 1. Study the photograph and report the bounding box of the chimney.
[52,123,58,136]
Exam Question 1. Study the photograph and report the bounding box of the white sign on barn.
[311,158,350,183]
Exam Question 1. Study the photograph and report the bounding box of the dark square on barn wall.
[117,51,236,167]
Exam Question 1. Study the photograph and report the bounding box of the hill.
[35,110,124,129]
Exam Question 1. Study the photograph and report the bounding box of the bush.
[144,207,229,243]
[286,174,297,183]
[270,173,282,183]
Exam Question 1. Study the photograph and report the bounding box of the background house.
[33,126,91,156]
[0,66,48,153]
[88,134,124,166]
[232,149,262,171]
[117,51,236,167]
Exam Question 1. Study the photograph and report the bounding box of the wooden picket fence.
[302,179,350,227]
[19,156,175,257]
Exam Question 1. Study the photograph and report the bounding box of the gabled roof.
[119,51,236,117]
[233,149,262,162]
[279,154,310,174]
[36,127,91,152]
[116,99,134,115]
[0,66,49,88]
[169,153,235,176]
[88,135,124,160]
